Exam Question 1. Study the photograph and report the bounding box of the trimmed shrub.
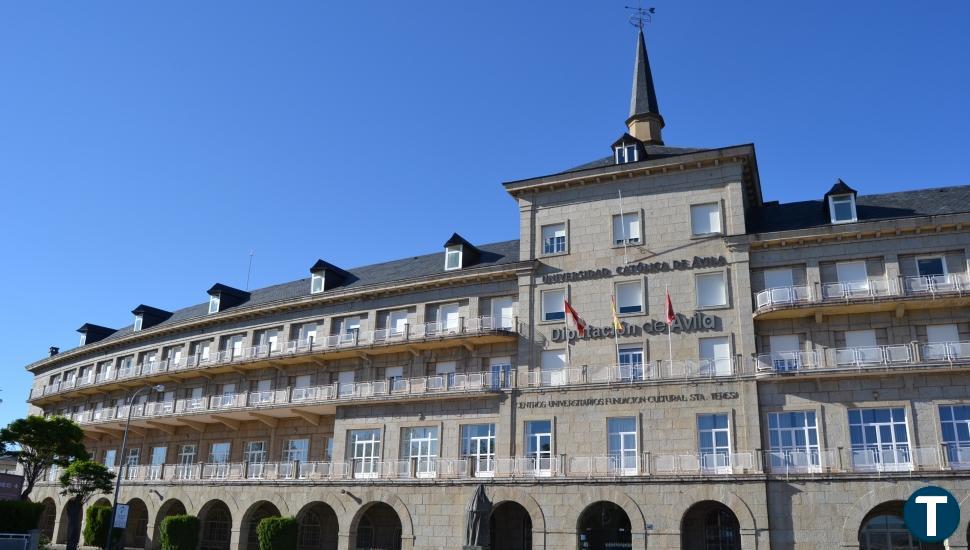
[0,500,45,533]
[257,516,298,550]
[82,505,122,549]
[159,514,200,550]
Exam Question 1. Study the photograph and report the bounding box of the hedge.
[82,505,122,549]
[257,516,298,550]
[0,500,45,533]
[159,514,200,550]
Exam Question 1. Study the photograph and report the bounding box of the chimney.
[49,346,59,357]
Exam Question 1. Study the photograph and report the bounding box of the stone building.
[21,27,970,550]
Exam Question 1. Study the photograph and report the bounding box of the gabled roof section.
[309,259,355,291]
[207,283,249,299]
[611,133,640,148]
[76,323,115,345]
[823,179,857,199]
[130,304,171,318]
[444,233,482,268]
[748,184,970,234]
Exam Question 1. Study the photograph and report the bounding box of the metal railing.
[755,341,970,374]
[902,273,970,296]
[31,315,519,400]
[527,358,744,388]
[754,285,814,310]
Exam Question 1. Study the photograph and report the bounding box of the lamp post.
[105,384,164,550]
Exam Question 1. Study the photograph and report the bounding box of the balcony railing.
[30,315,518,401]
[755,341,970,374]
[755,274,970,315]
[70,370,510,427]
[527,358,742,388]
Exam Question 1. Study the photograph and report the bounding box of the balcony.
[69,370,511,431]
[527,358,744,388]
[754,341,970,375]
[753,274,970,319]
[29,315,519,403]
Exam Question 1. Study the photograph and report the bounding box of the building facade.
[21,29,970,550]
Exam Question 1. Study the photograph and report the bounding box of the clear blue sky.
[1,1,968,425]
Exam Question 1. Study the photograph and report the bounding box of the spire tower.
[626,27,664,145]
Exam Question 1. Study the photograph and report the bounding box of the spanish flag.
[611,295,623,332]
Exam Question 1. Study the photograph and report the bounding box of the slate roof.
[629,29,661,120]
[748,185,970,234]
[85,239,521,347]
[562,144,711,174]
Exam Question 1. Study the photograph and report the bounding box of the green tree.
[159,515,200,550]
[0,415,88,500]
[59,460,114,550]
[257,516,298,550]
[83,505,122,549]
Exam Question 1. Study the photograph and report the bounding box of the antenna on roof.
[245,249,255,290]
[625,3,655,30]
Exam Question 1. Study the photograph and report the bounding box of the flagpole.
[618,190,628,265]
[666,284,673,366]
[611,295,620,370]
[564,288,571,371]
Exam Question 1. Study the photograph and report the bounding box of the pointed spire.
[626,29,665,145]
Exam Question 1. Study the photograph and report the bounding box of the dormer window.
[445,246,462,271]
[828,194,857,224]
[208,294,220,314]
[615,144,638,164]
[133,315,143,332]
[311,272,325,294]
[79,333,86,346]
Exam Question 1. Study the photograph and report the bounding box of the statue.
[463,484,492,550]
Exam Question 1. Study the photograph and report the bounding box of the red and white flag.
[563,299,587,337]
[664,289,676,325]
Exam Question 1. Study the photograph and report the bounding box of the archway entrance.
[199,500,232,550]
[39,499,56,541]
[859,501,944,550]
[355,503,402,550]
[577,501,631,550]
[243,502,281,550]
[490,501,532,550]
[681,501,741,550]
[298,502,339,550]
[124,498,149,549]
[152,500,187,549]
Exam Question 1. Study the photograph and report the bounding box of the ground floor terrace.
[29,475,970,550]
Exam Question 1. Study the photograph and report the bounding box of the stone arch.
[124,497,150,550]
[840,484,928,546]
[198,499,233,550]
[240,501,282,550]
[486,486,547,550]
[93,497,112,508]
[348,493,413,550]
[296,501,340,550]
[490,501,533,550]
[576,501,633,550]
[151,499,187,550]
[39,498,57,541]
[666,490,757,537]
[56,501,72,544]
[571,488,645,535]
[681,501,741,550]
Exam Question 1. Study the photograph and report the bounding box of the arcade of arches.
[858,501,945,550]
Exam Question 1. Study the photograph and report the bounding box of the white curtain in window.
[691,203,721,235]
[696,273,727,307]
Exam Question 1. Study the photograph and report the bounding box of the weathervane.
[625,3,656,30]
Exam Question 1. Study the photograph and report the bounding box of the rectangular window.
[767,411,820,472]
[612,212,641,245]
[916,256,947,278]
[836,260,868,285]
[210,442,231,464]
[445,246,462,270]
[940,405,970,468]
[208,294,220,314]
[175,445,197,480]
[401,427,439,477]
[258,328,281,352]
[311,272,325,294]
[615,280,643,314]
[525,420,553,475]
[607,417,638,475]
[244,441,267,464]
[541,223,567,255]
[768,335,801,372]
[282,439,309,463]
[434,361,456,388]
[348,429,382,478]
[763,268,794,290]
[149,446,166,480]
[541,289,565,321]
[617,347,643,381]
[133,315,143,332]
[925,324,959,360]
[192,341,211,362]
[696,272,727,308]
[699,337,733,376]
[848,408,910,471]
[615,144,637,164]
[339,317,361,343]
[540,350,566,386]
[489,356,512,390]
[690,202,722,235]
[338,370,356,398]
[697,413,731,473]
[103,449,117,468]
[461,424,496,477]
[829,194,857,223]
[387,310,409,336]
[125,448,140,466]
[490,297,515,329]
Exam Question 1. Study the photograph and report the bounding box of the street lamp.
[105,384,164,550]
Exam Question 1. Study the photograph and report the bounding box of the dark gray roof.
[564,144,711,174]
[629,29,660,120]
[88,239,521,346]
[748,185,970,234]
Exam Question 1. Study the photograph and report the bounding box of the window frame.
[614,144,638,164]
[696,413,732,473]
[444,245,462,271]
[208,294,221,314]
[614,279,644,315]
[690,202,723,236]
[524,419,554,476]
[915,254,948,278]
[540,288,565,322]
[612,211,642,247]
[133,315,143,332]
[766,410,820,472]
[310,272,325,294]
[828,194,858,224]
[461,423,497,477]
[695,271,729,309]
[540,222,568,256]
